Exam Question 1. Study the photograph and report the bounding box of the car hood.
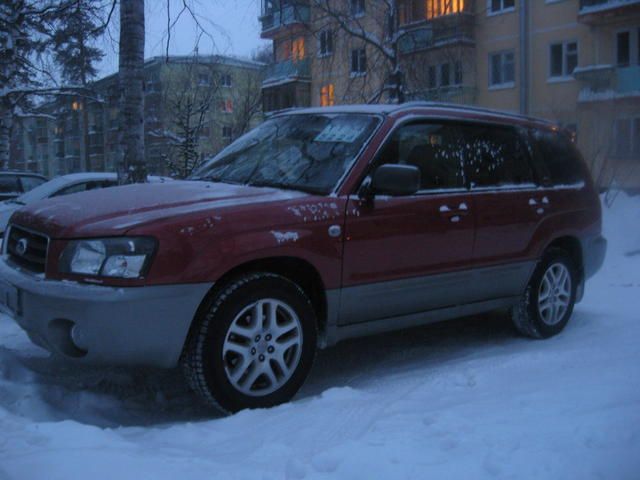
[10,180,308,238]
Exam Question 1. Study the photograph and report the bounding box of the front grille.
[5,225,49,274]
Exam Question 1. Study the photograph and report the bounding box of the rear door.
[467,124,543,298]
[339,121,476,325]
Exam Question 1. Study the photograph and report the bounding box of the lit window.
[292,37,305,61]
[320,84,335,106]
[220,99,234,113]
[426,0,465,19]
[71,101,82,111]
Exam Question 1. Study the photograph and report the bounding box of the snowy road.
[1,195,639,480]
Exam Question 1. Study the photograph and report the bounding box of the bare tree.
[118,0,146,183]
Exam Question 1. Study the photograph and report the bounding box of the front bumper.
[0,258,212,368]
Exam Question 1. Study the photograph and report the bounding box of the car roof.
[273,102,557,130]
[0,171,47,178]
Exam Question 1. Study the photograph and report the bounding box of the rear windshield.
[191,113,380,194]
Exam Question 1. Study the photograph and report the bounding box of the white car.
[0,173,172,237]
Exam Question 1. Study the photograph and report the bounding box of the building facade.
[259,0,640,189]
[11,55,264,177]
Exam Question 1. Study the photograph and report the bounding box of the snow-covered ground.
[1,195,639,480]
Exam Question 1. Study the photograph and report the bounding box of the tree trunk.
[118,0,146,182]
[0,100,12,169]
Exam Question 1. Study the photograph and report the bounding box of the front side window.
[0,176,21,195]
[191,114,381,194]
[550,41,578,78]
[374,123,467,191]
[20,176,45,192]
[489,0,515,14]
[489,51,515,87]
[351,48,367,76]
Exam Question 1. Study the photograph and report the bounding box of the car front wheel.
[182,273,317,413]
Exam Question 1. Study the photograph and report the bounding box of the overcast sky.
[96,0,269,76]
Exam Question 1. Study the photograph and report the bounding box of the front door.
[339,121,476,325]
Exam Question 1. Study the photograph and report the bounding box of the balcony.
[578,0,640,24]
[575,65,640,102]
[260,3,310,38]
[262,58,310,87]
[398,12,474,55]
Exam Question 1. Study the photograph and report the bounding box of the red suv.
[0,103,606,413]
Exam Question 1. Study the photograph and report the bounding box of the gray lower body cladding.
[0,258,212,368]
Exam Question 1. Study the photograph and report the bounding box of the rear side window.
[463,125,534,188]
[20,176,45,192]
[0,176,21,195]
[375,122,466,190]
[531,129,585,186]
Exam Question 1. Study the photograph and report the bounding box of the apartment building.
[258,0,640,189]
[10,55,264,177]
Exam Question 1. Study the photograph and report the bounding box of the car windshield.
[190,113,380,194]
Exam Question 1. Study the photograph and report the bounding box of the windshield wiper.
[246,180,324,195]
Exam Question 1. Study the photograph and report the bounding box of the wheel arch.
[543,235,584,282]
[181,256,328,357]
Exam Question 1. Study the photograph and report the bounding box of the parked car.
[0,173,173,237]
[0,173,118,237]
[0,103,606,413]
[0,171,47,201]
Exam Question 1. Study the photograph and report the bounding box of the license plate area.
[0,280,22,316]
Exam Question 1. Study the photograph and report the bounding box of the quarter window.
[531,129,585,185]
[489,51,515,87]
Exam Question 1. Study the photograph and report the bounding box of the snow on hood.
[10,180,307,238]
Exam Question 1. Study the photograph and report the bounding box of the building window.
[198,73,210,86]
[220,74,232,87]
[488,0,515,14]
[454,61,463,85]
[549,41,577,78]
[220,99,234,113]
[440,63,450,87]
[222,126,233,139]
[426,0,465,19]
[617,31,630,67]
[291,37,305,61]
[318,29,333,57]
[320,84,335,106]
[428,65,437,88]
[489,51,515,87]
[350,0,365,17]
[614,118,640,158]
[350,48,367,76]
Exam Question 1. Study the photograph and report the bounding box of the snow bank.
[0,193,639,479]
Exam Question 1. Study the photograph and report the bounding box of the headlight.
[59,237,156,279]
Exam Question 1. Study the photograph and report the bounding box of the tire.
[182,272,317,414]
[512,248,578,339]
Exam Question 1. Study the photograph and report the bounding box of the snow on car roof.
[274,102,556,129]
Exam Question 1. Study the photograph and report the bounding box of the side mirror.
[370,164,421,197]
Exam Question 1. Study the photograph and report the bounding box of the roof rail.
[393,101,557,126]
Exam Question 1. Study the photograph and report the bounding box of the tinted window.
[531,129,585,185]
[54,182,89,196]
[464,125,534,188]
[375,123,466,190]
[0,176,21,195]
[20,176,45,192]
